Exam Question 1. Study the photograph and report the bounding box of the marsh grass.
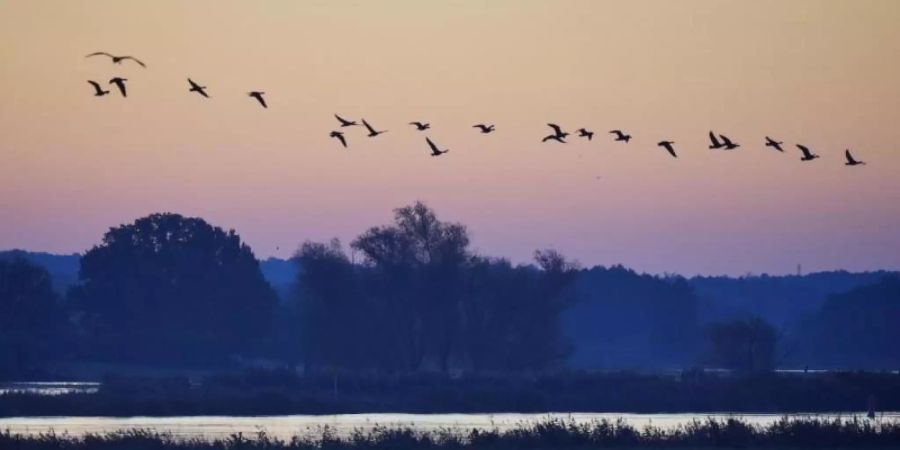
[2,417,899,449]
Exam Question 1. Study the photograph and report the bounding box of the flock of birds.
[84,52,868,165]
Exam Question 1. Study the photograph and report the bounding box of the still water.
[0,412,896,441]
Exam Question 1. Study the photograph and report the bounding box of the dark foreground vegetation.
[3,417,900,449]
[2,370,899,416]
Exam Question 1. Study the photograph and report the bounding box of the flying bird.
[409,121,431,131]
[797,144,819,161]
[87,80,109,96]
[109,77,128,97]
[609,130,631,143]
[473,124,495,133]
[248,91,267,108]
[658,140,677,158]
[187,78,209,98]
[335,114,358,127]
[330,131,347,148]
[765,136,784,152]
[426,137,448,156]
[85,52,146,68]
[362,119,387,137]
[543,123,568,143]
[708,132,724,149]
[720,134,740,150]
[844,149,865,166]
[576,128,594,140]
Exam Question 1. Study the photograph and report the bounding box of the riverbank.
[1,417,899,449]
[2,370,899,417]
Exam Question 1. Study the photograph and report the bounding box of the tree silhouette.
[69,213,277,364]
[0,258,68,376]
[705,317,777,372]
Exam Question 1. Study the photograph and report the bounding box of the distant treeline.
[0,201,899,378]
[2,416,900,449]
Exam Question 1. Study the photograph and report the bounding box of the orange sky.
[1,0,899,275]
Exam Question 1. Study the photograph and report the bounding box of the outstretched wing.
[111,79,127,97]
[797,145,812,158]
[121,56,147,68]
[87,80,102,91]
[188,78,200,89]
[709,131,721,146]
[845,150,856,164]
[547,123,563,135]
[335,134,347,148]
[362,119,376,133]
[85,52,114,58]
[426,137,439,153]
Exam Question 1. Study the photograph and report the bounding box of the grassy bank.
[2,417,900,449]
[2,370,900,416]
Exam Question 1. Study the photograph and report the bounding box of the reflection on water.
[0,412,896,441]
[0,382,99,396]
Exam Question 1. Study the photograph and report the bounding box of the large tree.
[294,202,579,373]
[69,213,276,364]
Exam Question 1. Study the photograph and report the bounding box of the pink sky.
[1,1,899,276]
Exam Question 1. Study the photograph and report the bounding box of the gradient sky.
[1,0,899,276]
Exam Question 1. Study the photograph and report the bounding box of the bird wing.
[797,145,812,158]
[426,137,439,153]
[720,135,733,146]
[121,56,146,67]
[85,52,114,58]
[188,78,200,89]
[337,134,347,147]
[709,131,721,146]
[362,119,377,133]
[250,93,267,108]
[548,123,563,135]
[845,150,856,164]
[765,136,775,145]
[87,80,102,91]
[667,147,677,157]
[335,114,349,125]
[473,124,483,129]
[609,130,623,138]
[111,79,127,97]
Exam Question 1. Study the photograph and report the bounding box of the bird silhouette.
[844,149,865,166]
[543,123,568,143]
[330,131,347,148]
[362,119,387,137]
[576,128,594,140]
[426,137,448,156]
[473,124,495,133]
[187,78,209,98]
[335,114,358,127]
[720,134,740,150]
[409,121,431,131]
[109,77,128,97]
[708,132,724,149]
[86,52,146,68]
[797,144,819,161]
[609,130,631,143]
[658,140,677,158]
[87,80,109,96]
[765,136,784,152]
[248,91,267,108]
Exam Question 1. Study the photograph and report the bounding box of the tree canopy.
[69,213,276,364]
